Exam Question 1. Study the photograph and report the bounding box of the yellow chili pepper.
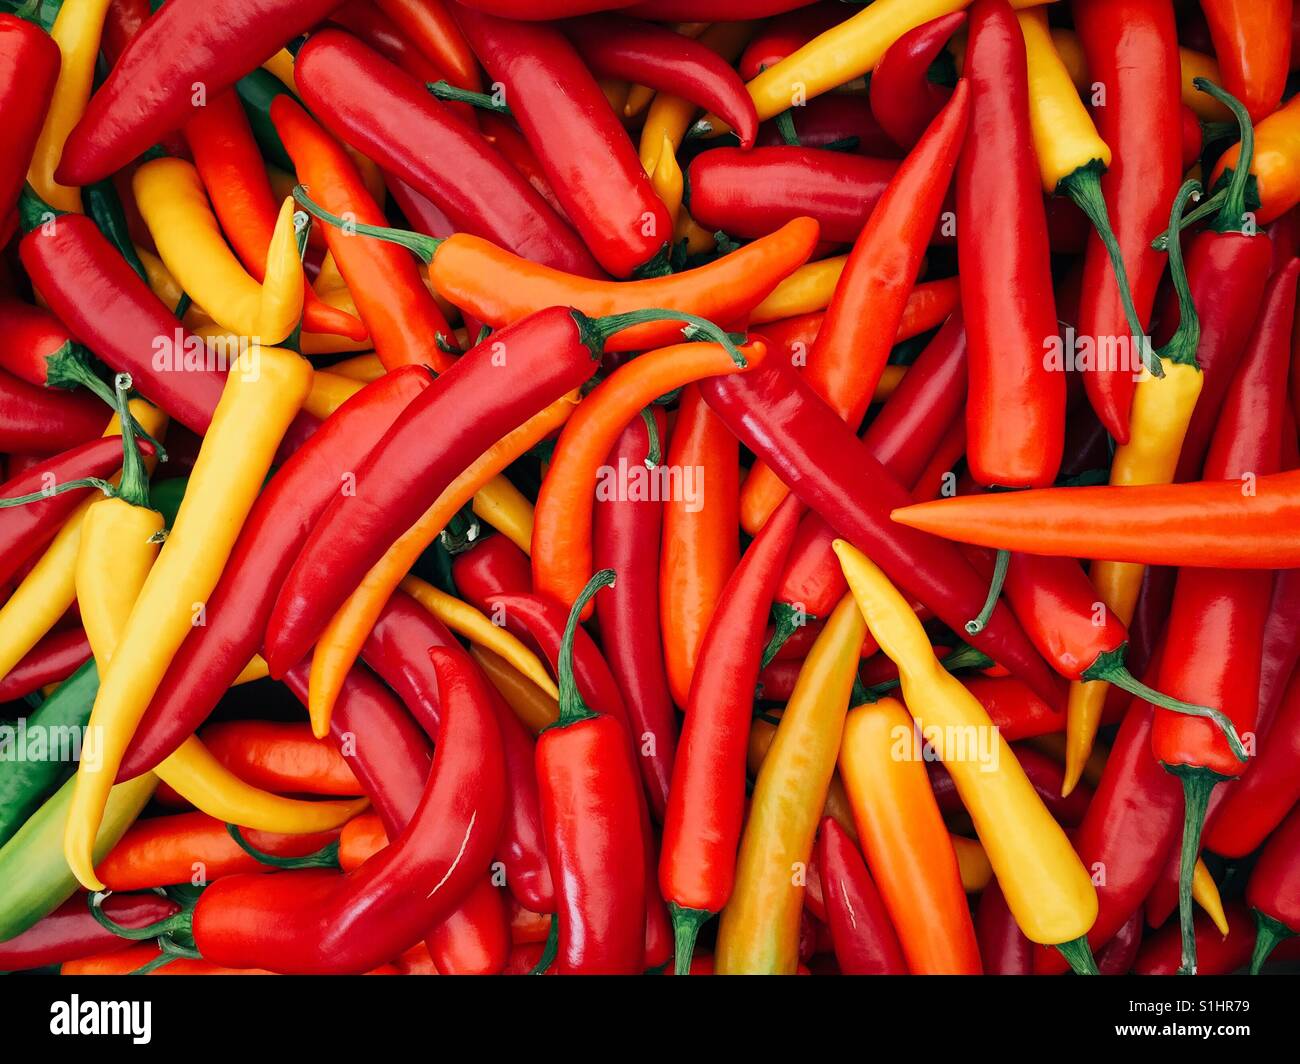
[134,246,215,330]
[259,199,306,347]
[27,0,113,212]
[470,645,559,733]
[471,476,534,555]
[648,133,716,257]
[304,371,366,420]
[313,251,349,295]
[833,540,1100,967]
[749,254,848,323]
[325,353,385,382]
[951,835,993,893]
[715,593,866,974]
[64,345,312,891]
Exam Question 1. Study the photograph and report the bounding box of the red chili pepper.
[57,0,345,186]
[454,7,673,277]
[659,495,802,972]
[955,676,1071,740]
[564,15,758,147]
[816,817,907,975]
[870,11,964,150]
[0,894,179,971]
[623,0,817,17]
[0,12,59,223]
[1255,568,1300,737]
[1071,0,1183,442]
[739,1,843,81]
[592,409,677,819]
[974,879,1033,975]
[451,534,533,615]
[376,0,482,92]
[534,571,647,974]
[294,30,597,275]
[754,94,901,158]
[956,0,1062,488]
[199,721,361,797]
[385,172,458,239]
[688,146,897,244]
[331,1,448,84]
[0,627,91,702]
[927,744,1093,827]
[1246,802,1300,972]
[455,0,638,17]
[0,367,112,456]
[1096,907,1144,976]
[1201,0,1290,123]
[102,0,151,65]
[189,648,506,974]
[119,368,433,779]
[1134,901,1255,976]
[697,359,1061,703]
[0,299,107,396]
[0,437,145,586]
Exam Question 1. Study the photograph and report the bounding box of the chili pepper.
[835,541,1098,970]
[301,394,574,729]
[1134,901,1254,976]
[0,626,90,702]
[118,366,432,779]
[0,12,59,222]
[330,0,448,85]
[592,409,677,818]
[1201,0,1289,123]
[534,571,647,973]
[451,535,532,612]
[753,94,899,158]
[687,146,896,244]
[295,187,818,352]
[1210,89,1300,225]
[715,593,865,973]
[472,644,560,733]
[954,677,1066,741]
[738,2,838,80]
[64,344,313,891]
[376,0,481,91]
[816,816,907,975]
[626,0,815,17]
[0,892,178,971]
[957,0,1061,488]
[928,744,1094,827]
[1246,803,1300,972]
[293,32,596,277]
[472,477,534,553]
[564,15,758,148]
[56,0,347,186]
[698,358,1061,702]
[175,648,505,974]
[738,82,968,531]
[1254,568,1300,738]
[660,494,802,972]
[839,697,981,973]
[975,879,1033,975]
[450,10,673,278]
[474,112,569,222]
[199,722,361,798]
[870,11,964,150]
[0,367,111,456]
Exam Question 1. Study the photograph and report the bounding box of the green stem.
[669,904,711,976]
[225,823,340,869]
[283,209,312,356]
[45,344,169,461]
[552,569,616,728]
[427,80,511,116]
[866,644,992,699]
[774,108,800,146]
[18,183,64,234]
[1151,179,1202,368]
[128,937,202,975]
[572,308,746,366]
[639,407,662,468]
[1195,80,1255,234]
[761,602,808,670]
[110,374,152,510]
[1165,767,1222,976]
[1249,911,1293,975]
[1058,163,1162,379]
[87,890,194,942]
[1056,935,1099,975]
[965,549,1009,635]
[0,476,114,509]
[293,185,442,263]
[529,918,559,975]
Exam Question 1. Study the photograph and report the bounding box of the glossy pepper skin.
[57,0,346,186]
[0,366,116,456]
[0,14,60,222]
[1246,803,1300,972]
[1201,0,1290,123]
[870,11,964,150]
[451,535,533,615]
[293,30,598,277]
[455,7,672,277]
[956,0,1062,488]
[0,893,178,971]
[816,817,907,975]
[194,649,506,975]
[0,627,91,702]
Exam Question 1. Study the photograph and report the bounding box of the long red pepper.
[375,0,482,92]
[592,409,677,819]
[535,570,647,974]
[0,12,58,222]
[118,368,433,779]
[698,359,1062,702]
[294,30,598,276]
[0,367,112,456]
[957,0,1062,488]
[331,0,447,85]
[816,817,907,975]
[185,648,505,974]
[0,627,91,702]
[1201,0,1290,123]
[1070,0,1182,442]
[1246,803,1300,972]
[57,0,347,186]
[451,534,533,615]
[688,146,897,244]
[453,6,672,277]
[659,494,802,973]
[0,894,179,971]
[870,11,964,150]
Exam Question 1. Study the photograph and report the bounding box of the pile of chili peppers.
[1,0,1299,981]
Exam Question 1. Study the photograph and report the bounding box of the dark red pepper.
[975,879,1032,975]
[450,534,533,615]
[1134,902,1255,976]
[739,1,843,80]
[0,627,91,702]
[0,893,178,971]
[816,817,907,975]
[1246,803,1300,973]
[0,367,110,456]
[870,11,964,150]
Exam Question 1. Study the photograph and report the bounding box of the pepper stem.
[427,80,512,116]
[639,407,662,468]
[292,185,441,263]
[965,549,1010,635]
[1058,163,1162,379]
[18,183,63,234]
[1249,911,1293,975]
[225,823,341,870]
[529,917,559,975]
[1165,766,1222,976]
[773,109,801,146]
[761,602,808,669]
[669,904,711,976]
[87,890,194,942]
[1197,80,1256,235]
[0,476,114,509]
[111,374,152,510]
[1055,935,1099,975]
[573,308,747,366]
[45,345,169,462]
[128,936,202,975]
[1152,180,1202,368]
[553,569,616,728]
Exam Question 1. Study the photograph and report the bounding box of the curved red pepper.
[451,534,533,615]
[592,409,677,820]
[689,146,896,244]
[975,879,1032,975]
[453,7,672,277]
[956,0,1061,488]
[817,817,907,975]
[1072,0,1183,442]
[870,11,964,150]
[193,648,506,975]
[0,894,179,971]
[119,368,434,779]
[57,0,345,186]
[0,627,91,702]
[697,359,1061,703]
[963,677,1070,738]
[1201,0,1290,123]
[294,30,598,276]
[1246,803,1300,972]
[0,13,59,222]
[564,15,758,147]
